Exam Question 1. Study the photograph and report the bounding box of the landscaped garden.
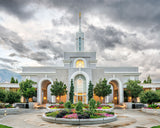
[43,99,116,125]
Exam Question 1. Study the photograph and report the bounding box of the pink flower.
[97,107,102,109]
[63,113,78,119]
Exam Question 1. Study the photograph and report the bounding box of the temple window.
[76,60,85,68]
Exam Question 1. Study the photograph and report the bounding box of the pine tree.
[15,79,18,83]
[69,79,74,103]
[88,81,94,102]
[147,75,152,83]
[10,77,15,83]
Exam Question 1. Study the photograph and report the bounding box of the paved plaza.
[0,109,159,128]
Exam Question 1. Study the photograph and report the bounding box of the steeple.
[79,12,81,32]
[76,12,84,52]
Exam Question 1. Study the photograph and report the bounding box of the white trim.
[73,58,87,68]
[70,71,90,104]
[37,78,53,104]
[107,78,124,104]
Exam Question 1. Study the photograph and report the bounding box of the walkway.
[0,109,159,128]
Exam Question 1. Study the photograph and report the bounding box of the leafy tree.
[140,90,160,104]
[0,88,6,102]
[50,79,67,103]
[10,77,15,83]
[19,79,36,103]
[88,81,94,102]
[5,91,21,104]
[94,78,112,103]
[15,79,18,83]
[69,79,74,103]
[126,80,143,103]
[143,80,147,84]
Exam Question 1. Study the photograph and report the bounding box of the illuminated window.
[76,60,85,68]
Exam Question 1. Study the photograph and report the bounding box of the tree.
[69,79,74,103]
[0,88,6,102]
[140,90,160,104]
[5,91,21,104]
[88,81,94,102]
[10,77,15,83]
[15,79,18,83]
[126,80,143,102]
[143,75,152,84]
[50,79,67,103]
[94,78,112,103]
[19,79,36,103]
[147,75,152,83]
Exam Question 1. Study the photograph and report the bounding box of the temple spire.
[79,12,81,32]
[76,12,84,52]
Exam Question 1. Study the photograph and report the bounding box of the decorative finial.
[79,12,81,17]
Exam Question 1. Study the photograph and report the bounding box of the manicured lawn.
[151,126,160,128]
[0,124,12,128]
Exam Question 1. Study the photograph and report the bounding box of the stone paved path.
[0,109,159,128]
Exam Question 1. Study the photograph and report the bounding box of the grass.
[0,124,12,128]
[151,126,160,128]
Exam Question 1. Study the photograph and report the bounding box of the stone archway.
[107,78,124,104]
[70,71,90,104]
[37,78,55,104]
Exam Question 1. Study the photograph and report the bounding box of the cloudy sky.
[0,0,160,81]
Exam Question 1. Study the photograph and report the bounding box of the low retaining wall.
[0,108,19,115]
[42,113,117,125]
[141,108,160,114]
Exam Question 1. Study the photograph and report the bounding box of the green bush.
[59,101,64,105]
[89,98,96,115]
[76,101,83,112]
[0,89,6,102]
[64,101,72,109]
[46,111,59,117]
[97,101,101,107]
[140,90,160,104]
[148,104,158,109]
[5,91,21,104]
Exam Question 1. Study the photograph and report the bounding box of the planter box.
[141,108,160,114]
[42,113,117,125]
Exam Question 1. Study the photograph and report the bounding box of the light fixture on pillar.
[43,97,47,100]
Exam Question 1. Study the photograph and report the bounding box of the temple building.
[0,13,160,104]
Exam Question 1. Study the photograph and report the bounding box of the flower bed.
[42,109,117,125]
[141,104,160,114]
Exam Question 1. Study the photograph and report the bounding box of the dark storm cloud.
[9,53,17,57]
[29,51,52,62]
[86,25,160,52]
[38,40,63,58]
[0,57,18,63]
[0,25,30,54]
[0,0,35,21]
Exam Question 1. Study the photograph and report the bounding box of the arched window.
[76,60,85,68]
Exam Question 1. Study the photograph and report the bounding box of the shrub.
[0,89,6,102]
[75,101,83,113]
[46,111,59,117]
[59,101,64,105]
[140,90,160,104]
[5,91,21,104]
[89,98,96,115]
[64,101,72,109]
[97,101,101,107]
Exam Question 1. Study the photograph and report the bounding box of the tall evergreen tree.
[69,79,74,103]
[88,81,94,102]
[10,77,15,83]
[15,79,18,83]
[147,75,152,83]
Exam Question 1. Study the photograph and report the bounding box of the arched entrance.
[109,80,119,104]
[37,78,55,104]
[74,74,87,103]
[107,78,124,104]
[70,71,90,104]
